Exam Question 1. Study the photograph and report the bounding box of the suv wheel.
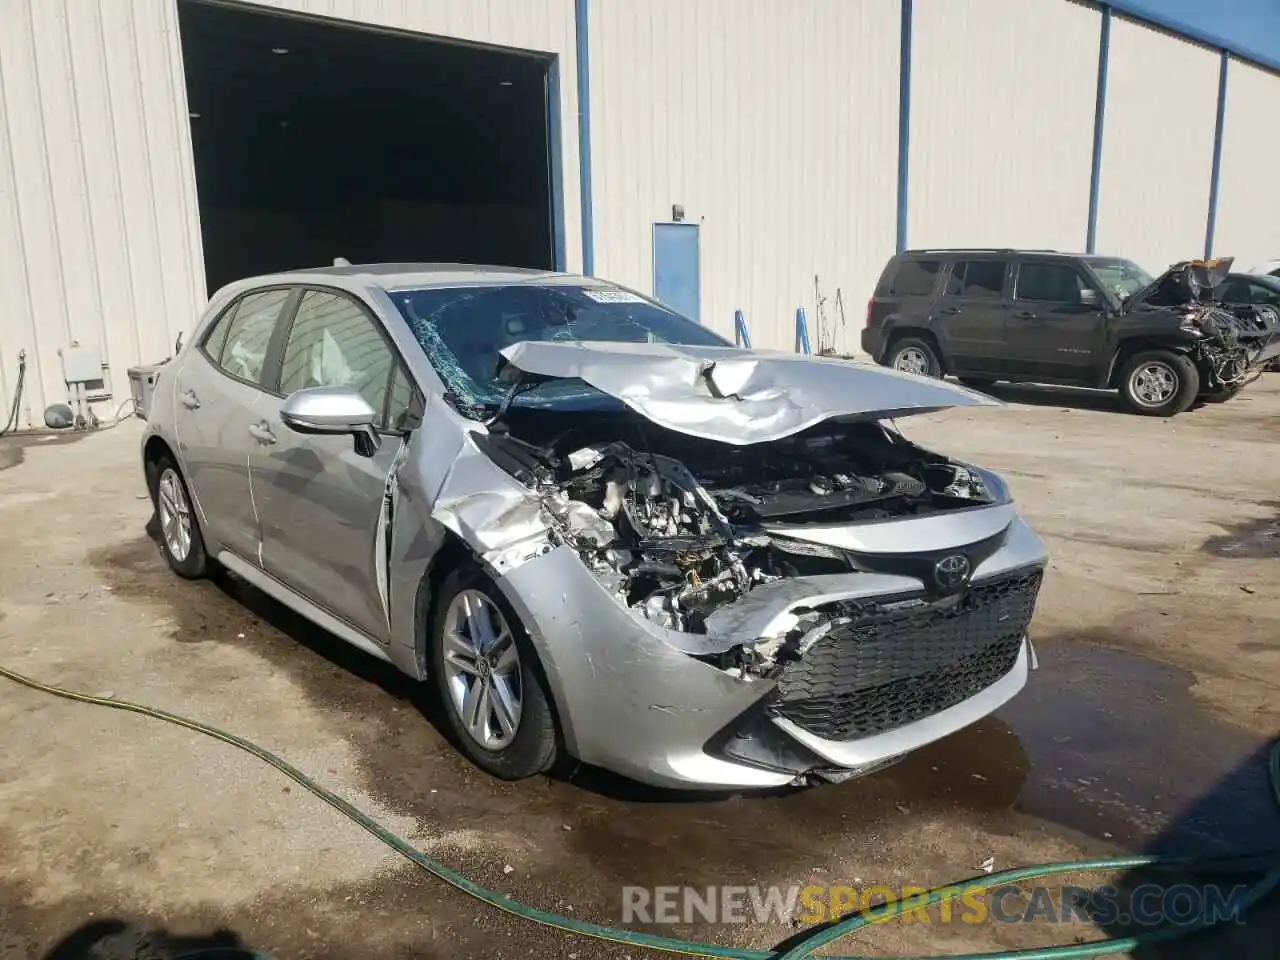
[429,567,559,780]
[887,338,941,378]
[1119,350,1199,417]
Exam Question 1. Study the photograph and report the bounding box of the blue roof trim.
[1101,1,1280,75]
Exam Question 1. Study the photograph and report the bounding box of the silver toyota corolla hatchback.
[141,263,1047,790]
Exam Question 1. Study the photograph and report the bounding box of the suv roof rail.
[902,247,1058,255]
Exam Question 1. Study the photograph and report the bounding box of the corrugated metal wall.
[1213,59,1280,270]
[1094,18,1220,273]
[586,0,900,354]
[0,0,204,429]
[0,0,579,426]
[908,0,1099,252]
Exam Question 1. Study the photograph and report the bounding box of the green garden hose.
[2,662,1277,960]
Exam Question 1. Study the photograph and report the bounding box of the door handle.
[248,421,277,445]
[1014,310,1039,320]
[939,306,963,315]
[180,389,201,410]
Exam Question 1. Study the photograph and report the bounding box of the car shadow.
[143,513,760,805]
[40,919,257,960]
[1092,740,1280,958]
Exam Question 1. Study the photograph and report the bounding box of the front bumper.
[497,515,1048,790]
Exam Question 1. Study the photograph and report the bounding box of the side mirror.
[279,386,381,457]
[1079,288,1100,307]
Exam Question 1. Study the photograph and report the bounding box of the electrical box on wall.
[60,342,109,398]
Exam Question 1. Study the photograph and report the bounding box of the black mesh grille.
[769,570,1042,741]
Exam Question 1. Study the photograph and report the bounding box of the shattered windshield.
[1088,258,1153,300]
[388,283,730,417]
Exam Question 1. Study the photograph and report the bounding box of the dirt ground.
[1,376,1278,960]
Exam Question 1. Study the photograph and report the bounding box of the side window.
[387,365,416,432]
[1248,283,1280,307]
[888,259,942,296]
[1219,279,1251,304]
[212,289,292,384]
[1017,264,1087,303]
[952,260,1008,299]
[279,290,397,428]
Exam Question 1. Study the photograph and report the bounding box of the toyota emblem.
[934,554,971,591]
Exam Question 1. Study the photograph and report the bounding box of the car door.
[172,287,296,564]
[1004,261,1103,381]
[252,287,418,642]
[930,258,1010,374]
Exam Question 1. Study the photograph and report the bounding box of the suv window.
[279,289,411,430]
[208,289,292,384]
[1248,282,1280,307]
[948,260,1007,299]
[1017,263,1087,303]
[888,259,942,296]
[1219,279,1252,304]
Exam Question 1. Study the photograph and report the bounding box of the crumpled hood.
[1125,257,1234,311]
[497,340,1001,444]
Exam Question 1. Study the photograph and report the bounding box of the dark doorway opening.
[178,1,558,294]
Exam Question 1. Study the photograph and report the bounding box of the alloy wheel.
[157,467,193,562]
[441,589,523,751]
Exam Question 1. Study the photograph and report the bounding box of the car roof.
[1230,271,1280,288]
[209,262,602,301]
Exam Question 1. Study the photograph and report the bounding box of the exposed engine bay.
[1136,258,1280,389]
[479,413,997,637]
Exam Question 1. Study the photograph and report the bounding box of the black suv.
[862,250,1280,416]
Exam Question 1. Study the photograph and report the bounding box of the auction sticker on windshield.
[582,289,648,304]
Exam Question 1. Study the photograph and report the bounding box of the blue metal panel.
[1205,51,1229,259]
[895,0,913,253]
[574,0,595,275]
[546,58,567,272]
[652,223,701,322]
[1086,7,1111,254]
[1102,1,1280,76]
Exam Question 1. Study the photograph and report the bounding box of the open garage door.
[179,1,558,294]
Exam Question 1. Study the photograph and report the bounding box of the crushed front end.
[483,409,1046,789]
[1129,258,1280,394]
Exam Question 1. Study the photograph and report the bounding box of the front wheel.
[429,567,559,780]
[1119,350,1200,417]
[887,338,941,378]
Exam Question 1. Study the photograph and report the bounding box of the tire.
[959,377,996,392]
[887,337,942,378]
[1118,350,1200,417]
[428,566,558,780]
[147,455,209,578]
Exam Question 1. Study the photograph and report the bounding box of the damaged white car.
[141,264,1048,790]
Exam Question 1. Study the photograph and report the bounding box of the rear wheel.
[147,456,209,578]
[429,567,559,780]
[887,338,941,378]
[1119,350,1199,417]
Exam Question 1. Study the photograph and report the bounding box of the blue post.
[795,307,812,355]
[1086,7,1111,254]
[1205,51,1229,259]
[734,309,752,348]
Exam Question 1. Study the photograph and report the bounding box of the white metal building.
[1,0,1278,424]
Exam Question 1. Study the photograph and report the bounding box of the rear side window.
[948,260,1007,299]
[205,289,292,385]
[1018,264,1087,303]
[888,259,942,296]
